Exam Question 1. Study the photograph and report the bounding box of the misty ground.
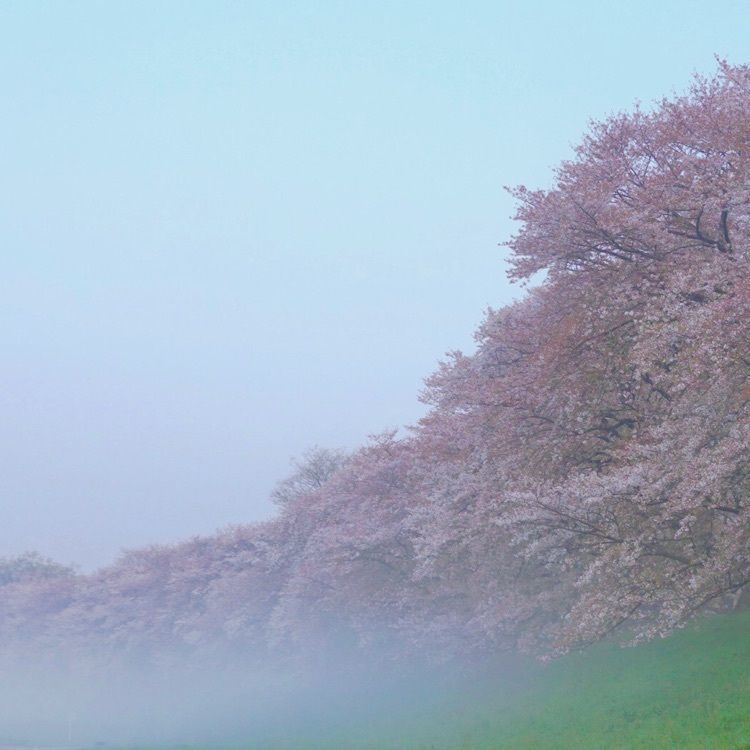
[4,609,750,750]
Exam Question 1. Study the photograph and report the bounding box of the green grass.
[124,609,750,749]
[471,610,750,750]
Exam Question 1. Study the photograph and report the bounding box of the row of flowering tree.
[4,61,750,669]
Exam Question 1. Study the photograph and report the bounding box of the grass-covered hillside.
[472,609,750,750]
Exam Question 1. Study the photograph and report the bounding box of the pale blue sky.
[2,1,749,568]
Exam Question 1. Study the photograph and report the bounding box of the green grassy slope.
[471,609,750,750]
[421,609,750,749]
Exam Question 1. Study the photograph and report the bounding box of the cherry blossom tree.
[271,446,350,508]
[4,61,750,665]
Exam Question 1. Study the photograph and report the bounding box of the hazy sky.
[2,1,749,569]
